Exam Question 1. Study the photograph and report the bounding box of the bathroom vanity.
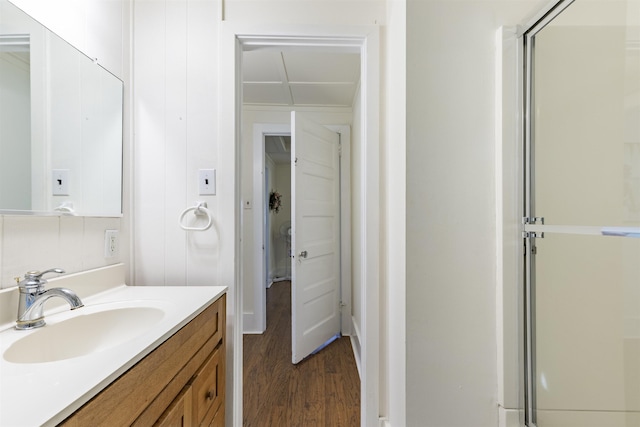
[60,293,226,427]
[0,264,227,427]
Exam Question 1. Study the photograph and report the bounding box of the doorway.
[220,25,381,426]
[250,122,353,348]
[265,134,292,287]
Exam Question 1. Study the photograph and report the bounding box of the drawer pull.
[206,390,214,401]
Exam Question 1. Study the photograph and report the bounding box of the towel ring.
[54,201,76,215]
[179,201,213,231]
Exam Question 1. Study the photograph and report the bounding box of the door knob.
[299,250,308,258]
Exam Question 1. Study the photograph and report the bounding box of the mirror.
[0,0,123,216]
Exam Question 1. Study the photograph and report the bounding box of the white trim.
[244,105,353,114]
[250,123,290,334]
[221,22,380,427]
[496,25,525,414]
[218,26,242,427]
[350,319,362,377]
[499,406,524,427]
[327,124,353,336]
[360,27,381,427]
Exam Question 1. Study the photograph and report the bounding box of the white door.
[291,111,341,364]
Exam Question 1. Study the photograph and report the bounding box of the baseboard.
[243,312,264,334]
[349,333,362,379]
[498,406,522,427]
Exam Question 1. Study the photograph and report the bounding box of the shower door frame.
[518,0,640,425]
[519,1,577,425]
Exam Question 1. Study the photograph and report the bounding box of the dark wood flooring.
[243,281,360,427]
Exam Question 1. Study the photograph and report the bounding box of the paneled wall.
[132,0,219,287]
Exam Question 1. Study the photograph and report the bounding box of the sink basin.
[3,304,165,364]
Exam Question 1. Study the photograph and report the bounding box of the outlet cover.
[104,229,119,258]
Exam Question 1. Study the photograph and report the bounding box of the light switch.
[198,169,216,195]
[52,169,70,196]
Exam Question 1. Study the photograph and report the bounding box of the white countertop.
[0,283,227,426]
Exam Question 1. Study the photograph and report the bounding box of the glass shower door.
[523,0,640,425]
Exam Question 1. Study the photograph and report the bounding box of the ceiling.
[265,135,291,164]
[242,49,361,108]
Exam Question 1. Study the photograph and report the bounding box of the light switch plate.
[52,169,70,196]
[198,169,216,195]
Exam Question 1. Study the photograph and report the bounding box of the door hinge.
[522,216,544,238]
[522,231,544,238]
[522,216,544,225]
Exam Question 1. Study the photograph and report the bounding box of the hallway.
[243,281,360,426]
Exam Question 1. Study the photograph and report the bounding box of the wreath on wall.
[269,190,282,213]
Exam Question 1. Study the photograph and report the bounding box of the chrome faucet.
[16,268,84,330]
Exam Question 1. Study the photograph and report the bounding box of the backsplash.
[0,215,122,289]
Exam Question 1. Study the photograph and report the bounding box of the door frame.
[248,123,290,334]
[248,123,352,338]
[219,23,380,427]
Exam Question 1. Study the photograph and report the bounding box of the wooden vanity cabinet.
[155,385,192,427]
[59,294,226,427]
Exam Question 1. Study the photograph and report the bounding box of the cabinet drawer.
[209,405,224,427]
[154,385,192,427]
[192,346,224,426]
[209,297,224,354]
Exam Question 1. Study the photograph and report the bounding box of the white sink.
[3,302,165,364]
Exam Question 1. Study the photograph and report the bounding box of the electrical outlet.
[198,169,216,195]
[52,169,70,196]
[104,229,119,258]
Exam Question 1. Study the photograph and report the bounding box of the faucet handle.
[20,268,65,289]
[25,268,65,280]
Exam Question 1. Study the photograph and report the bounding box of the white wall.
[0,0,130,289]
[406,1,546,425]
[350,84,364,353]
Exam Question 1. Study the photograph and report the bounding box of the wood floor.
[243,281,360,427]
